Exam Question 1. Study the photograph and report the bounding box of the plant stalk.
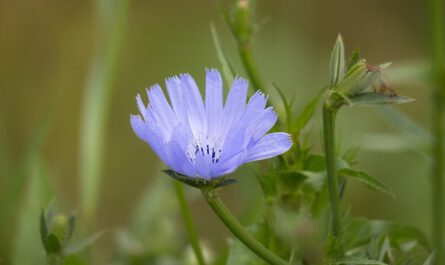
[238,43,267,93]
[202,189,288,265]
[322,102,343,254]
[174,181,206,265]
[430,0,445,262]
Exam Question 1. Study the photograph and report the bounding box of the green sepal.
[330,34,346,86]
[45,233,62,255]
[347,48,361,71]
[162,169,238,190]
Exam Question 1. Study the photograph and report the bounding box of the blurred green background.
[0,0,434,263]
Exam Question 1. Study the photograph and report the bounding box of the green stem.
[239,43,268,93]
[322,102,343,255]
[174,181,206,265]
[202,190,288,265]
[430,0,444,262]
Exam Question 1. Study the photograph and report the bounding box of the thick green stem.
[202,190,288,265]
[322,102,343,254]
[174,181,206,265]
[239,43,268,93]
[430,0,445,262]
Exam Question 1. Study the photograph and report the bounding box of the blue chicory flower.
[131,69,292,180]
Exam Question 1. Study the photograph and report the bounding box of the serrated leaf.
[64,230,105,255]
[162,169,237,190]
[334,257,388,265]
[330,34,346,86]
[210,23,235,85]
[350,92,415,106]
[338,168,395,198]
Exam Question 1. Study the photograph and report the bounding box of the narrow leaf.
[330,34,346,86]
[293,90,323,132]
[210,23,235,85]
[338,168,395,198]
[350,92,415,106]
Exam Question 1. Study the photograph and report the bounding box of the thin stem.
[322,103,343,255]
[174,182,206,265]
[430,0,445,262]
[238,43,268,93]
[202,190,288,265]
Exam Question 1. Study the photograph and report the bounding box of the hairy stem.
[322,102,343,255]
[202,190,288,265]
[430,0,445,262]
[174,181,206,265]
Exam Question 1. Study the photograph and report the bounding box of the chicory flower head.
[131,69,292,180]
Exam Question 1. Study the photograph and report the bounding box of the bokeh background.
[0,0,434,263]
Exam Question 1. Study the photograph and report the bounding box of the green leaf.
[210,23,235,85]
[338,168,395,198]
[330,34,346,86]
[278,170,308,194]
[162,169,237,190]
[64,230,105,255]
[272,83,295,127]
[293,90,322,132]
[334,257,388,265]
[350,92,415,106]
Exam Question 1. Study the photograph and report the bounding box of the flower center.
[186,135,222,164]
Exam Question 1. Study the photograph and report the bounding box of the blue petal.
[244,132,292,162]
[246,107,277,142]
[205,69,223,139]
[130,114,170,163]
[220,91,268,160]
[136,94,148,120]
[212,150,246,177]
[146,84,178,134]
[194,152,213,179]
[165,76,188,123]
[165,139,197,177]
[220,78,248,136]
[180,74,207,136]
